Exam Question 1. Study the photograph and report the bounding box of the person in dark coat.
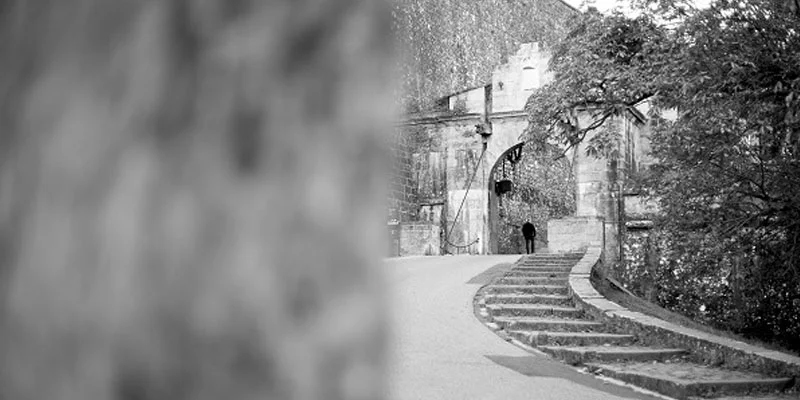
[522,221,536,254]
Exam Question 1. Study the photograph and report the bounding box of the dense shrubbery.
[525,0,800,351]
[620,230,800,352]
[620,227,800,352]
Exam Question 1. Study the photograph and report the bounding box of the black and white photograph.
[0,0,797,399]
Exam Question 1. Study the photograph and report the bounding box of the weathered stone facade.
[393,43,556,255]
[393,40,657,257]
[394,0,577,112]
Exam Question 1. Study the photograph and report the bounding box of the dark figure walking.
[522,221,536,254]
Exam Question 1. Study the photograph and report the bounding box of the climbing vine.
[392,0,577,112]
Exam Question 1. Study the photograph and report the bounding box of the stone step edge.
[488,284,568,289]
[492,317,603,327]
[487,304,581,312]
[507,330,636,340]
[496,278,569,284]
[540,346,689,364]
[483,294,574,305]
[568,247,800,386]
[585,363,794,399]
[504,273,570,276]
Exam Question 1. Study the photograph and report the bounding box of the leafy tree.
[525,0,800,351]
[524,9,670,156]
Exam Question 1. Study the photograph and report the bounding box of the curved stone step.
[518,257,582,263]
[540,346,689,365]
[505,271,570,278]
[487,304,583,318]
[519,262,579,267]
[483,293,573,305]
[513,267,574,273]
[523,254,584,260]
[497,277,569,285]
[688,395,800,400]
[585,362,794,399]
[508,330,636,347]
[493,317,603,332]
[487,284,569,295]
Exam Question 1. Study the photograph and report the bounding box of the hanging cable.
[441,147,487,254]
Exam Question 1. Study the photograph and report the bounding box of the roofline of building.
[439,84,491,100]
[397,110,527,127]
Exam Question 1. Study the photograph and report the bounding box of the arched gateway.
[390,42,648,259]
[487,142,576,254]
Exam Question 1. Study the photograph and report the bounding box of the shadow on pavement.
[485,355,662,400]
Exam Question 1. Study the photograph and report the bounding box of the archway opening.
[488,142,576,254]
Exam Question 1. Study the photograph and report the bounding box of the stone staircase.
[478,253,797,400]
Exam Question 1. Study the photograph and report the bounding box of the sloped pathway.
[476,253,797,400]
[384,255,665,400]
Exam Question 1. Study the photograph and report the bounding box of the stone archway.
[487,142,576,254]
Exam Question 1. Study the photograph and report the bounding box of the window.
[521,67,538,90]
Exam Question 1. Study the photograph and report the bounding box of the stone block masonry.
[389,128,415,222]
[400,223,442,256]
[548,217,605,253]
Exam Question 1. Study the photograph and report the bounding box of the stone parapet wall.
[624,194,660,219]
[548,217,605,253]
[569,248,800,385]
[399,223,441,256]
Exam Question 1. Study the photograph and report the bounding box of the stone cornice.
[397,110,528,127]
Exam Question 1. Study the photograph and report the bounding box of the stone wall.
[400,223,442,256]
[548,217,605,252]
[394,0,577,112]
[491,43,552,113]
[392,43,560,255]
[393,39,654,256]
[389,128,415,223]
[625,194,660,219]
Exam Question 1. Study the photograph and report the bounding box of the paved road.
[383,255,664,400]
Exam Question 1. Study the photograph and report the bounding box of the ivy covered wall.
[393,0,578,112]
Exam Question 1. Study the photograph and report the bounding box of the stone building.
[394,0,578,113]
[390,42,657,258]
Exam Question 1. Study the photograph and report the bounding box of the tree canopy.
[524,0,800,351]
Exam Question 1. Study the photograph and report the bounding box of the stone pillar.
[548,217,605,252]
[571,113,624,263]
